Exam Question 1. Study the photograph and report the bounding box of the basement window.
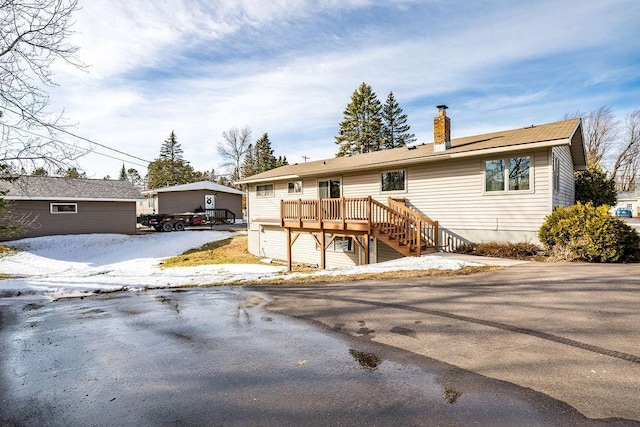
[316,235,354,253]
[50,203,77,214]
[256,184,274,197]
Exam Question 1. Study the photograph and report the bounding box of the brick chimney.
[433,105,450,152]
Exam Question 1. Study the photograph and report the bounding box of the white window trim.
[287,181,302,194]
[50,202,78,214]
[317,178,342,198]
[483,154,534,195]
[380,169,407,194]
[256,183,275,198]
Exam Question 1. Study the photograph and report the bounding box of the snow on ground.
[0,231,481,300]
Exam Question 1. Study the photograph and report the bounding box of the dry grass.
[159,234,500,284]
[245,265,501,286]
[160,235,264,267]
[0,246,14,280]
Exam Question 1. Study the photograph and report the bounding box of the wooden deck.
[280,197,439,270]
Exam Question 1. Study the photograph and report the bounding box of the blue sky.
[49,0,640,179]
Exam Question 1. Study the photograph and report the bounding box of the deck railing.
[281,197,438,253]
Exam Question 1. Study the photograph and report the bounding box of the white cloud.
[42,0,640,178]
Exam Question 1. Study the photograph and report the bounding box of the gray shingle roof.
[237,118,585,184]
[0,176,142,201]
[143,180,244,195]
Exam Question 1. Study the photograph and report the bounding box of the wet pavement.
[256,262,640,424]
[0,286,629,426]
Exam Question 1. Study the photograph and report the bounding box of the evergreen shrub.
[538,203,640,262]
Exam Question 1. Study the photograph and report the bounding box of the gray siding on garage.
[158,190,242,218]
[4,200,137,240]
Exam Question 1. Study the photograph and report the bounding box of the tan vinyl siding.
[402,148,551,242]
[552,145,576,208]
[255,226,360,268]
[376,240,403,263]
[5,200,137,240]
[246,147,564,262]
[247,183,282,222]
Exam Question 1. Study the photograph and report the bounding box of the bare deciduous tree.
[0,0,88,175]
[612,109,640,191]
[217,125,252,181]
[566,106,618,170]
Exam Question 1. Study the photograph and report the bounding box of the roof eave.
[238,138,573,184]
[5,196,142,202]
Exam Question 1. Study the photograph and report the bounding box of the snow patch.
[0,232,482,300]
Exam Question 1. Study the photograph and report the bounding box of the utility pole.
[302,155,310,163]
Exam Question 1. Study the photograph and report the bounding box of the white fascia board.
[6,196,142,202]
[241,139,571,182]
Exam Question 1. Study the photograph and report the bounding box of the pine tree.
[254,133,277,173]
[335,82,383,156]
[381,92,416,149]
[160,131,183,162]
[241,144,257,178]
[119,164,127,180]
[146,131,195,188]
[56,167,86,178]
[276,156,288,167]
[31,167,48,176]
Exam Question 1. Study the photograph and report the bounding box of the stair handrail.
[387,197,439,250]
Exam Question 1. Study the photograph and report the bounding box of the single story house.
[138,181,244,223]
[615,190,639,217]
[236,106,587,270]
[0,176,142,240]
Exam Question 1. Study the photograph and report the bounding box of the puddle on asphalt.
[156,295,180,313]
[349,349,381,370]
[21,303,44,311]
[1,287,598,426]
[443,386,462,404]
[390,325,417,338]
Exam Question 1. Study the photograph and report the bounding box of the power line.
[1,122,149,168]
[1,107,152,163]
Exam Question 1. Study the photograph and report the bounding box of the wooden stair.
[369,198,438,257]
[280,196,440,262]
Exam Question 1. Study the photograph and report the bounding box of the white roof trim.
[6,196,142,202]
[239,139,571,184]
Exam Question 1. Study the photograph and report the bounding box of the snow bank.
[0,232,481,299]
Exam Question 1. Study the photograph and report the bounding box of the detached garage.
[0,176,142,240]
[138,181,244,223]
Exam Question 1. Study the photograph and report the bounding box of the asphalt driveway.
[254,262,640,422]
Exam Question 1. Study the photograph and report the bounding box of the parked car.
[615,207,633,218]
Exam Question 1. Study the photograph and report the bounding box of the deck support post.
[320,229,326,270]
[286,227,292,272]
[364,234,370,265]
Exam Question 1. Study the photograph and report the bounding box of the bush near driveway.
[455,241,545,260]
[538,202,640,263]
